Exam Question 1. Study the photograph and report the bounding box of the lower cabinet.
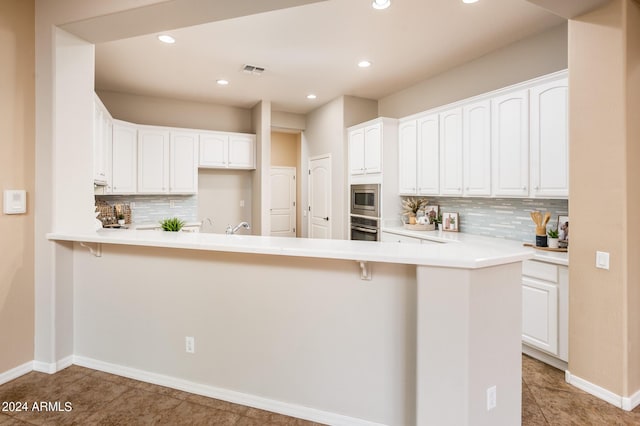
[522,260,568,362]
[381,232,422,244]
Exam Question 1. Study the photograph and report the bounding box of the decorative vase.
[535,235,548,247]
[409,215,417,225]
[548,237,559,249]
[118,219,125,225]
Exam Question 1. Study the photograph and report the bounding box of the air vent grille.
[242,64,265,75]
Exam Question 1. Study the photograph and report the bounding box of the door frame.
[308,153,332,239]
[269,166,297,237]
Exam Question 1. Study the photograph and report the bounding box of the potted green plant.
[117,214,125,226]
[160,217,185,232]
[547,227,560,248]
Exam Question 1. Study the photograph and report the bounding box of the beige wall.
[197,170,253,235]
[271,132,298,167]
[568,0,640,397]
[625,0,640,394]
[97,90,253,134]
[378,23,568,118]
[271,110,306,131]
[0,0,35,372]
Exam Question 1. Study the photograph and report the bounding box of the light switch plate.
[3,190,27,214]
[596,251,610,270]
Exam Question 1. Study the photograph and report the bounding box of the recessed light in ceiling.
[157,34,175,44]
[306,94,317,100]
[372,0,390,10]
[358,60,372,68]
[462,0,479,3]
[216,79,229,86]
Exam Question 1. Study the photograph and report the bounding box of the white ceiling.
[94,0,565,114]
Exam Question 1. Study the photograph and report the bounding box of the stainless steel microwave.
[350,184,380,218]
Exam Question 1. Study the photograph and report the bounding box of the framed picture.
[424,205,439,224]
[558,215,569,241]
[442,212,459,232]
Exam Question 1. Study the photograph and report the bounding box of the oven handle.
[351,226,378,234]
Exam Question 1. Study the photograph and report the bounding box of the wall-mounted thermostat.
[3,190,27,214]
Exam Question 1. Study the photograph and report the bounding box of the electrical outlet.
[240,200,245,208]
[185,336,195,354]
[487,386,497,411]
[170,200,176,208]
[596,251,610,270]
[130,202,135,208]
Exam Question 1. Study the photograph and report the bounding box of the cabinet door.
[417,114,439,195]
[522,277,559,356]
[228,134,256,169]
[463,100,491,196]
[111,122,137,194]
[530,78,569,198]
[439,108,463,195]
[138,128,170,193]
[170,132,198,194]
[363,123,382,174]
[92,102,107,184]
[199,133,229,168]
[398,120,417,194]
[349,128,365,175]
[492,89,529,197]
[381,232,421,244]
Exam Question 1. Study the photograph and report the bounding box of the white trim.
[0,361,33,385]
[522,344,567,371]
[565,371,625,409]
[57,355,74,371]
[622,389,640,411]
[73,355,386,426]
[33,360,57,374]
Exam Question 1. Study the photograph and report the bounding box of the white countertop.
[47,228,534,269]
[382,226,569,266]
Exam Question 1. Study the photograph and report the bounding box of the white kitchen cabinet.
[111,121,138,194]
[138,128,170,194]
[170,132,198,194]
[463,100,491,196]
[199,132,255,169]
[439,108,463,196]
[530,78,569,198]
[521,260,568,362]
[349,122,382,179]
[398,114,439,196]
[93,95,112,186]
[491,89,530,197]
[398,120,417,194]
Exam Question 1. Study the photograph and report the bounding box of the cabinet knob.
[465,187,469,191]
[535,186,539,190]
[522,186,527,191]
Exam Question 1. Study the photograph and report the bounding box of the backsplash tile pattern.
[401,197,569,243]
[95,195,198,224]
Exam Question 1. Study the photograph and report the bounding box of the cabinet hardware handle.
[466,187,469,191]
[535,186,539,190]
[324,217,330,221]
[353,226,376,234]
[522,186,527,190]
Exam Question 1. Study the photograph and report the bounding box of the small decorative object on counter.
[160,217,185,232]
[401,197,428,225]
[117,214,125,226]
[530,211,551,247]
[557,215,569,248]
[547,227,559,249]
[442,212,459,232]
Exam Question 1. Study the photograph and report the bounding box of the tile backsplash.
[95,195,198,224]
[400,197,568,243]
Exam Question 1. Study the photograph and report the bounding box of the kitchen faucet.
[225,222,251,235]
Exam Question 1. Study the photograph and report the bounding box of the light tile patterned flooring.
[0,355,639,425]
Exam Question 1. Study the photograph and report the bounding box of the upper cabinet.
[170,132,199,194]
[111,120,138,194]
[529,78,569,198]
[491,89,530,197]
[93,95,112,186]
[395,70,568,199]
[138,127,170,194]
[199,132,256,170]
[349,122,382,179]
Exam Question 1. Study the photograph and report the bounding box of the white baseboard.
[0,361,33,386]
[522,344,568,371]
[566,371,640,411]
[73,355,385,426]
[32,360,56,374]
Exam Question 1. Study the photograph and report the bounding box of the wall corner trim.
[566,370,640,411]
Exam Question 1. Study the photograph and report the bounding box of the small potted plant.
[547,227,560,248]
[160,217,185,232]
[117,214,125,226]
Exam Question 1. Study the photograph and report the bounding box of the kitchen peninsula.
[48,230,532,426]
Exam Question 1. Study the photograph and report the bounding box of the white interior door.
[308,155,331,239]
[270,167,296,237]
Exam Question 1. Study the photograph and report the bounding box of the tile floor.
[0,355,639,425]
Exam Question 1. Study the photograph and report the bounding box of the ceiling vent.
[242,64,265,75]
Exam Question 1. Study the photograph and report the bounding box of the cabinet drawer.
[522,260,558,283]
[381,232,421,244]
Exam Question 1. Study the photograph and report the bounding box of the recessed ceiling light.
[462,0,479,3]
[358,60,372,68]
[216,79,229,86]
[372,0,390,10]
[157,34,175,44]
[306,94,317,100]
